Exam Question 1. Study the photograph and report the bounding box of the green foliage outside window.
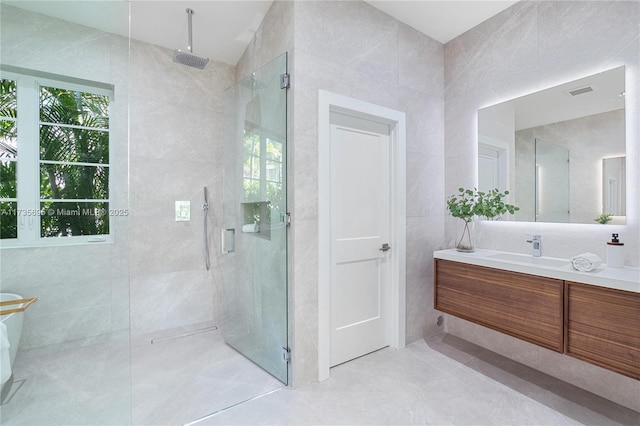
[0,79,17,239]
[242,129,284,225]
[0,79,111,239]
[39,86,110,237]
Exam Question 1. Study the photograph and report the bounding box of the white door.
[329,112,391,367]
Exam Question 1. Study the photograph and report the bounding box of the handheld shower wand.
[203,186,211,271]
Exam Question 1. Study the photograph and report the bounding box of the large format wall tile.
[537,1,640,86]
[0,6,113,83]
[293,49,400,138]
[295,1,399,84]
[399,24,444,99]
[130,270,216,336]
[444,1,538,103]
[126,28,232,336]
[129,101,225,163]
[407,150,445,218]
[401,86,444,155]
[292,133,319,221]
[129,41,234,111]
[406,216,446,342]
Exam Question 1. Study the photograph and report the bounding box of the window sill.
[0,236,114,249]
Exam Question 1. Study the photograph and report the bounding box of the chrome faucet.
[527,235,542,257]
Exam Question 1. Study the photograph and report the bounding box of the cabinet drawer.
[435,259,564,352]
[565,281,640,379]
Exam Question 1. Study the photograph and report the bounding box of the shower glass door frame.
[222,52,289,384]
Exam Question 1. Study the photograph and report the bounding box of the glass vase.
[455,219,476,252]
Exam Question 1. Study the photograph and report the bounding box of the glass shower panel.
[0,2,131,425]
[223,53,288,384]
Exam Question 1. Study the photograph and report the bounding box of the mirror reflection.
[478,66,626,224]
[602,156,626,216]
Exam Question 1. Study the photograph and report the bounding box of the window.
[243,129,284,208]
[241,128,284,235]
[0,79,17,239]
[0,69,113,245]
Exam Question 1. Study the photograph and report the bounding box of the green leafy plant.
[447,187,519,221]
[447,187,519,251]
[594,213,613,224]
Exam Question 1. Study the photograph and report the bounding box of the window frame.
[242,128,284,204]
[0,69,114,248]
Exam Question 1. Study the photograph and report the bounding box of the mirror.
[478,66,626,224]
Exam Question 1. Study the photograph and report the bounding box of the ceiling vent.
[566,86,595,97]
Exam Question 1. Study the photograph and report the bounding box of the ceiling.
[364,1,518,44]
[513,66,625,131]
[5,0,518,66]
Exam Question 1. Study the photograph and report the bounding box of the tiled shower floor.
[0,322,283,425]
[131,321,284,425]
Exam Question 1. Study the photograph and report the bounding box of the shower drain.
[150,325,218,344]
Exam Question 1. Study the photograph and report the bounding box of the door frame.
[318,90,406,381]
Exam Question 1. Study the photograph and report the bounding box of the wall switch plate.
[175,201,190,221]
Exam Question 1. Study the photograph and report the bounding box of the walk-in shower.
[1,2,289,423]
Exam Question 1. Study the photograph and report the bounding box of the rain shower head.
[173,8,209,70]
[173,50,209,70]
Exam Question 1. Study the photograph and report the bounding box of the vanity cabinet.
[434,259,564,352]
[565,281,640,380]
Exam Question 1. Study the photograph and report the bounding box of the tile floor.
[1,322,283,425]
[0,332,132,425]
[193,334,639,426]
[131,322,283,425]
[2,329,638,425]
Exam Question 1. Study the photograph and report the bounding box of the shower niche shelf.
[241,201,271,240]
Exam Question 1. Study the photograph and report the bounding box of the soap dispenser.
[606,233,624,268]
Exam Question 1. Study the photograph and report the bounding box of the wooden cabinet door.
[565,281,640,379]
[435,259,564,352]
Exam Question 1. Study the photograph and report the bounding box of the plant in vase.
[447,188,519,252]
[594,213,612,224]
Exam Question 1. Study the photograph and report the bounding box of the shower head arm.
[172,7,209,69]
[186,8,194,53]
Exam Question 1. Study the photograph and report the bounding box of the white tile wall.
[128,37,234,336]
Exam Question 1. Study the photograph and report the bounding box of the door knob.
[379,243,391,252]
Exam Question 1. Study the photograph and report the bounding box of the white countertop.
[434,249,640,293]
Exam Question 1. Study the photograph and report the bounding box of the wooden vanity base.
[565,281,640,380]
[435,259,564,353]
[434,258,640,380]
